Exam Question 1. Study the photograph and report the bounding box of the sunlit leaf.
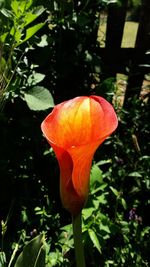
[90,164,103,187]
[141,226,150,237]
[128,172,142,177]
[14,29,22,43]
[96,159,111,166]
[18,1,27,13]
[110,186,120,197]
[24,6,45,26]
[100,224,110,234]
[17,22,45,46]
[1,8,13,18]
[11,0,19,16]
[24,23,45,41]
[24,86,54,111]
[121,198,127,210]
[0,252,6,267]
[82,207,94,220]
[27,72,45,86]
[88,229,101,253]
[37,34,48,47]
[23,13,38,26]
[25,0,33,10]
[96,194,107,204]
[33,5,45,15]
[0,32,8,43]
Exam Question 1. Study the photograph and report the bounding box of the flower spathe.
[41,96,118,215]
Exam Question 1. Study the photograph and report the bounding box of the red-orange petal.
[41,96,118,215]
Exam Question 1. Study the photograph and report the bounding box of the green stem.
[8,243,19,267]
[72,212,86,267]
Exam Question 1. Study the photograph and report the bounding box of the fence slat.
[124,0,150,107]
[135,0,150,49]
[101,1,128,79]
[99,1,149,105]
[106,1,128,49]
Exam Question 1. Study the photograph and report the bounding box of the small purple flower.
[116,157,124,165]
[129,208,142,224]
[129,207,137,220]
[30,228,38,237]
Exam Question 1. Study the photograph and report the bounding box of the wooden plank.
[124,0,150,107]
[99,48,134,79]
[135,0,150,49]
[101,1,128,79]
[105,1,128,49]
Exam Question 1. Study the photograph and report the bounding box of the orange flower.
[41,96,118,215]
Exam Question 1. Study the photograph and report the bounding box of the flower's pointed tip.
[91,95,118,134]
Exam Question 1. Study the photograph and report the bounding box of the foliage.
[81,151,149,266]
[0,0,53,111]
[14,234,46,267]
[1,97,149,266]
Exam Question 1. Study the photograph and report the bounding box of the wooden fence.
[99,0,150,107]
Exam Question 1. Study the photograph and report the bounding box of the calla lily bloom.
[41,96,118,215]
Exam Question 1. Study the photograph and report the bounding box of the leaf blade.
[88,229,101,253]
[24,86,54,111]
[14,234,46,267]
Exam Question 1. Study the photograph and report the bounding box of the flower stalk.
[72,212,85,267]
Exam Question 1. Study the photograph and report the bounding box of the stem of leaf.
[8,243,19,267]
[72,212,86,267]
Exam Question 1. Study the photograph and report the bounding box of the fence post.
[123,0,150,107]
[101,1,128,79]
[135,0,150,50]
[106,1,128,49]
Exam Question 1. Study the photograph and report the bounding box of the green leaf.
[24,0,33,10]
[27,72,45,86]
[0,57,7,72]
[0,252,6,267]
[110,186,120,197]
[24,6,45,27]
[90,164,103,187]
[91,183,107,195]
[0,32,8,43]
[14,29,22,44]
[10,26,22,43]
[100,224,110,234]
[82,207,94,220]
[96,194,107,205]
[1,8,13,18]
[60,224,72,233]
[96,159,112,166]
[88,229,101,253]
[24,86,54,111]
[121,198,127,210]
[25,22,45,41]
[128,172,142,177]
[23,13,39,26]
[37,34,48,47]
[141,226,150,237]
[92,199,100,209]
[11,0,33,15]
[17,22,45,46]
[11,0,20,16]
[17,1,27,13]
[14,234,46,267]
[33,6,45,16]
